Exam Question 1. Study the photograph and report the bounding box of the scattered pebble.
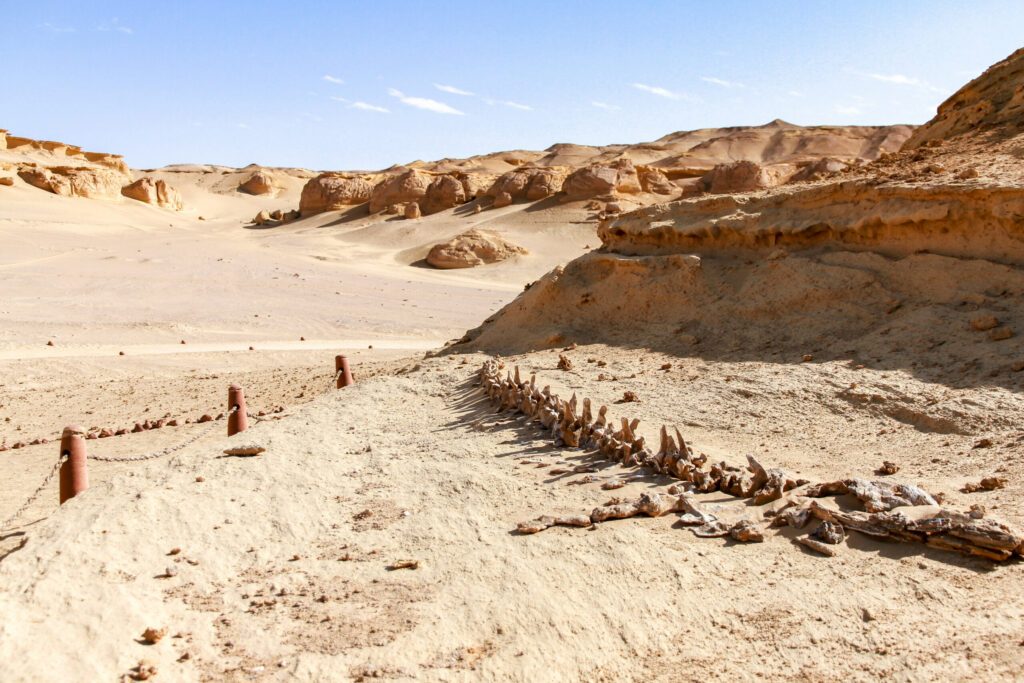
[140,627,166,644]
[386,559,419,571]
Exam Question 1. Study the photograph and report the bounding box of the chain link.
[1,454,66,531]
[89,406,236,463]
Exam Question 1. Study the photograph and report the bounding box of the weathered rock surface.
[701,160,792,194]
[298,173,375,215]
[17,166,126,200]
[903,47,1024,149]
[425,229,527,269]
[561,159,641,201]
[368,168,433,213]
[121,177,184,210]
[422,174,466,215]
[404,202,422,219]
[238,170,279,195]
[637,165,676,194]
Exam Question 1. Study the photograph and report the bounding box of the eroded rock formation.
[121,177,184,210]
[426,229,527,269]
[298,173,375,215]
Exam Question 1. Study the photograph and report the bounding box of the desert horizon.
[2,3,1024,682]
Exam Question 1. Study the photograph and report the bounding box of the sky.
[2,1,1022,170]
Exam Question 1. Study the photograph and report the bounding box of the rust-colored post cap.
[335,355,353,389]
[59,425,89,504]
[227,384,248,436]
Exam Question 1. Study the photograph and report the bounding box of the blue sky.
[2,1,1021,169]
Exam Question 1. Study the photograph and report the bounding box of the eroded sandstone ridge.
[292,120,912,217]
[454,48,1024,364]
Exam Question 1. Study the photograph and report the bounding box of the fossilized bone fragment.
[729,520,764,543]
[516,514,594,534]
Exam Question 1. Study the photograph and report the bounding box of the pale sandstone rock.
[561,159,641,201]
[637,166,675,194]
[18,166,125,200]
[904,47,1024,149]
[422,174,466,215]
[701,160,777,194]
[368,168,432,213]
[121,177,184,210]
[492,191,513,208]
[426,229,527,269]
[238,170,279,195]
[789,158,848,183]
[299,173,374,215]
[404,202,422,219]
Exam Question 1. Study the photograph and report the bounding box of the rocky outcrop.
[0,129,7,150]
[238,170,279,195]
[0,176,13,187]
[425,229,528,269]
[368,168,433,213]
[17,166,125,200]
[789,158,848,183]
[404,202,422,219]
[637,166,675,194]
[299,173,375,215]
[485,167,569,204]
[903,47,1024,149]
[525,168,568,200]
[458,172,495,200]
[598,181,1024,266]
[561,159,641,201]
[493,191,513,208]
[422,174,466,215]
[700,160,794,194]
[121,177,184,210]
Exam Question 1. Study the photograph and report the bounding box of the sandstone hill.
[453,48,1024,394]
[292,120,912,220]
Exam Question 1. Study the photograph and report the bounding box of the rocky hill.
[453,48,1024,395]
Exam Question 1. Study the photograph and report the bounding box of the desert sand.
[2,48,1024,682]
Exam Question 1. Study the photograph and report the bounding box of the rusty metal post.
[228,384,248,436]
[335,355,353,388]
[59,426,89,504]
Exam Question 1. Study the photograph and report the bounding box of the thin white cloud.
[97,18,133,34]
[701,76,745,89]
[502,100,533,111]
[41,22,75,33]
[835,105,862,116]
[787,90,805,98]
[591,101,621,111]
[632,83,681,99]
[323,75,345,85]
[329,96,350,103]
[387,88,464,115]
[237,123,251,129]
[848,68,948,94]
[434,83,474,96]
[351,101,390,113]
[482,98,533,111]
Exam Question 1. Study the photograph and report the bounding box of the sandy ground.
[1,348,1022,681]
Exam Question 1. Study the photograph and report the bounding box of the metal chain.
[90,406,236,463]
[0,454,66,531]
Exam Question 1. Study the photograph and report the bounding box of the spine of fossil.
[478,360,1024,560]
